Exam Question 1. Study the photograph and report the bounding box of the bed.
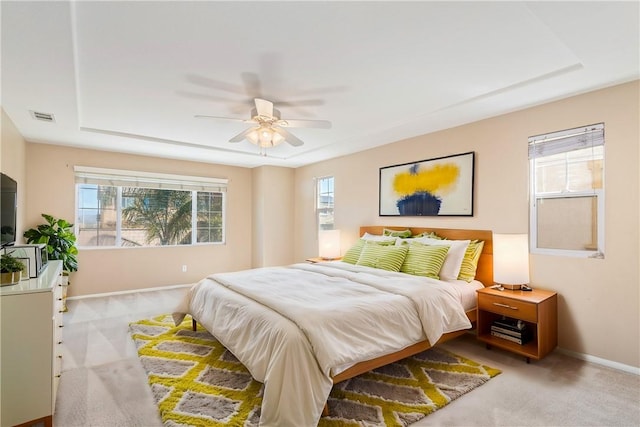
[173,226,493,426]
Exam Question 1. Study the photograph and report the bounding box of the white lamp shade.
[318,230,341,259]
[246,126,286,148]
[493,233,530,285]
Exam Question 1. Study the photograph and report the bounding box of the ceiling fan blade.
[195,115,256,124]
[229,127,258,143]
[273,127,304,147]
[276,118,332,129]
[254,98,274,118]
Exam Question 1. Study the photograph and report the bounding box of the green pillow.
[342,239,396,264]
[458,240,485,282]
[356,243,408,272]
[401,243,450,279]
[383,228,412,238]
[416,231,444,239]
[341,239,365,264]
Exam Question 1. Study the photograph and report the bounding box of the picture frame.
[379,151,475,216]
[15,257,30,280]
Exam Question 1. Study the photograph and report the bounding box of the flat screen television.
[1,173,18,247]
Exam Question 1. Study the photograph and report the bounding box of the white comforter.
[173,261,471,427]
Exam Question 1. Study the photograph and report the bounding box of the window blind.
[528,123,604,159]
[74,166,228,192]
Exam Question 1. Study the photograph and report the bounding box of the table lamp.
[318,230,341,260]
[493,233,530,290]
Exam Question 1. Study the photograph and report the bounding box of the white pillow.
[361,232,397,243]
[413,237,470,281]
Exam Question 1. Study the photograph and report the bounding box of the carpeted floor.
[129,314,500,426]
[54,287,640,426]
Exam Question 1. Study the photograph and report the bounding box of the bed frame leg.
[322,402,329,417]
[192,318,197,331]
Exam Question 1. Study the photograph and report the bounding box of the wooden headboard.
[359,226,493,287]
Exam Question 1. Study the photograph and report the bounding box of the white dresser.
[0,260,64,427]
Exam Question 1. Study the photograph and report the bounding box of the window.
[529,123,604,258]
[316,176,334,231]
[75,167,226,247]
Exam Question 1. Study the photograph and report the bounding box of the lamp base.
[499,283,522,291]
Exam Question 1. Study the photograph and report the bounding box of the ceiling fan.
[195,98,331,150]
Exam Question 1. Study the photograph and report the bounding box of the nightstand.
[305,257,341,263]
[476,287,557,363]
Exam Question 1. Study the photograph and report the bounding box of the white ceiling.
[2,1,638,168]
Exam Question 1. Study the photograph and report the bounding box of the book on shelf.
[490,324,531,338]
[490,330,532,345]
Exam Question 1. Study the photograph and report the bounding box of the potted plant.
[1,253,24,285]
[24,214,78,310]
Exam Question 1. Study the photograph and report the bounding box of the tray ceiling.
[2,1,638,168]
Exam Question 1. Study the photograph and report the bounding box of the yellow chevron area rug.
[130,314,500,427]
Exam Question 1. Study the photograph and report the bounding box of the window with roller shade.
[529,123,604,258]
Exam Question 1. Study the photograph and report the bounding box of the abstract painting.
[379,152,474,216]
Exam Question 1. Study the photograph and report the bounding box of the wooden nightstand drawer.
[478,293,537,323]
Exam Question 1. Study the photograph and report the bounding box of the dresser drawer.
[478,293,537,322]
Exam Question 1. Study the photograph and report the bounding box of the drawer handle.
[493,302,518,310]
[58,341,63,345]
[57,298,63,301]
[58,355,63,358]
[58,325,64,328]
[56,374,61,378]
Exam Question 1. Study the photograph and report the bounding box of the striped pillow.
[416,231,444,240]
[458,240,485,282]
[412,237,470,281]
[401,243,450,279]
[342,239,395,264]
[383,228,412,238]
[356,243,408,272]
[341,239,365,264]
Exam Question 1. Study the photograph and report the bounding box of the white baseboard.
[65,283,193,301]
[557,347,640,375]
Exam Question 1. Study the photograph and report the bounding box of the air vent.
[29,110,55,122]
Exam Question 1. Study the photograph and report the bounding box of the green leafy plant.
[23,214,78,272]
[0,253,24,273]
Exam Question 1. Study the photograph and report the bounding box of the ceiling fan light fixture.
[198,97,330,151]
[246,126,285,148]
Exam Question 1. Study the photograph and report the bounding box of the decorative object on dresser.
[379,151,475,216]
[24,213,79,311]
[4,243,48,278]
[131,314,501,427]
[476,286,557,363]
[23,214,78,273]
[493,233,531,290]
[0,260,64,427]
[0,253,24,285]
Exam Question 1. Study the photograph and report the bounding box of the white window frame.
[74,166,227,248]
[528,123,605,258]
[315,176,335,231]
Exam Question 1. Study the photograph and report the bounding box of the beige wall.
[23,144,254,297]
[294,81,640,368]
[1,110,28,240]
[4,80,638,368]
[251,166,295,267]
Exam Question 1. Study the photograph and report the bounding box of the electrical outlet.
[181,265,187,273]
